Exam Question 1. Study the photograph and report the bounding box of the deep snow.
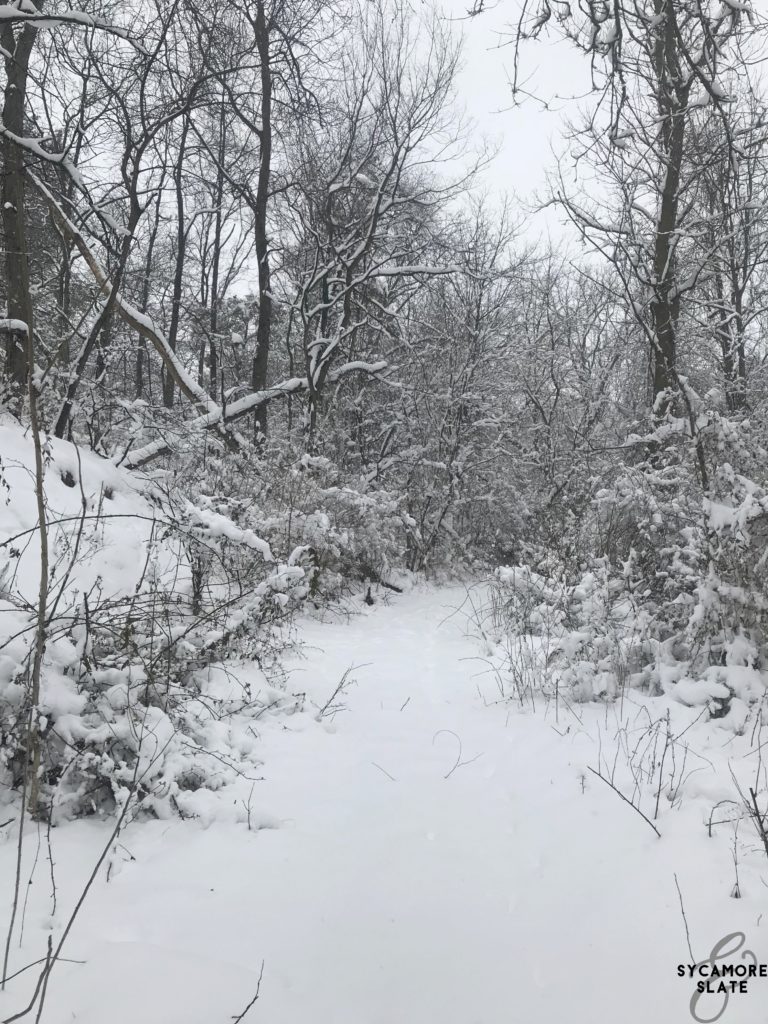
[1,587,767,1023]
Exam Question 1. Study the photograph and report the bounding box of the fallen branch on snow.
[29,175,389,469]
[587,765,662,838]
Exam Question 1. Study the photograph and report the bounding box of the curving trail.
[1,588,765,1023]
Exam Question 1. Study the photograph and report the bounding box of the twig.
[0,955,85,985]
[316,664,367,719]
[674,873,695,961]
[19,821,43,948]
[587,766,662,838]
[707,799,741,838]
[371,762,397,781]
[432,729,483,779]
[46,812,57,918]
[231,961,265,1022]
[654,711,671,821]
[2,758,29,989]
[748,787,768,859]
[2,939,51,1024]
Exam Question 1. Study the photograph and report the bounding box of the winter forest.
[1,0,768,1020]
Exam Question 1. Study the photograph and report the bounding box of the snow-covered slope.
[0,420,161,604]
[0,416,305,823]
[1,587,766,1023]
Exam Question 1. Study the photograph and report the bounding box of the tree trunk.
[136,192,162,400]
[650,0,686,417]
[164,118,190,409]
[1,20,37,396]
[251,0,273,437]
[208,93,226,399]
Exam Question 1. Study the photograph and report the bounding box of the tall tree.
[515,0,762,435]
[1,13,37,393]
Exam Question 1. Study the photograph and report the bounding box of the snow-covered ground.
[1,587,767,1023]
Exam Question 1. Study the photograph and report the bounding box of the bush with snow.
[200,446,415,599]
[0,423,310,820]
[486,412,768,721]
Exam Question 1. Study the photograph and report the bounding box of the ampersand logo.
[677,932,767,1023]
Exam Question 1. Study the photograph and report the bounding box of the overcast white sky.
[438,0,593,246]
[438,0,768,247]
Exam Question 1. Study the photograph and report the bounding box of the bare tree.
[280,0,468,445]
[515,0,764,445]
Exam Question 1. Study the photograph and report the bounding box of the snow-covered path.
[2,587,766,1023]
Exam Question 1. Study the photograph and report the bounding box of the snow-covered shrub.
[0,423,310,820]
[264,455,413,597]
[192,447,415,600]
[489,561,650,704]
[0,418,427,818]
[486,409,768,720]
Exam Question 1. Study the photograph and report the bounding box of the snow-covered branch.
[0,4,141,46]
[121,360,389,469]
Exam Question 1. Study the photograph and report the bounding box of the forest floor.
[1,586,767,1024]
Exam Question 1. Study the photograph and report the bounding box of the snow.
[0,420,160,606]
[2,588,767,1023]
[373,264,461,277]
[31,177,221,422]
[184,505,273,561]
[0,125,80,187]
[0,318,28,333]
[121,360,389,468]
[0,5,136,45]
[354,172,378,189]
